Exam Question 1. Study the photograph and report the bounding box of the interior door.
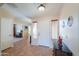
[1,18,13,50]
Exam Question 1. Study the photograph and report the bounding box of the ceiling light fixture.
[38,4,45,11]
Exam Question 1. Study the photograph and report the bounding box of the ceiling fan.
[37,3,46,11]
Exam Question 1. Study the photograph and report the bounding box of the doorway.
[31,21,38,45]
[13,24,23,38]
[51,20,59,40]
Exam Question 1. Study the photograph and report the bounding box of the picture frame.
[62,21,65,28]
[67,16,73,27]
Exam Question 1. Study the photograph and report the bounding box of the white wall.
[59,4,79,55]
[38,19,50,47]
[32,17,53,48]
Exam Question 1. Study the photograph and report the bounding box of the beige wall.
[59,4,79,55]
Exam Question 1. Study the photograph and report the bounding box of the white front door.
[1,18,13,50]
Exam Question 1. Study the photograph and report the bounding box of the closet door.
[1,18,13,50]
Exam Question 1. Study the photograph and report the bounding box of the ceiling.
[10,3,63,19]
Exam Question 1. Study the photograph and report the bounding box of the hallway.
[0,3,79,56]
